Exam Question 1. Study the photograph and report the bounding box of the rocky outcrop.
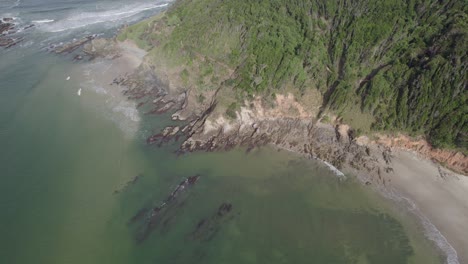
[122,66,398,185]
[111,65,190,120]
[129,175,201,243]
[83,38,121,59]
[177,112,386,180]
[51,35,97,54]
[0,18,34,49]
[188,202,235,242]
[113,174,143,194]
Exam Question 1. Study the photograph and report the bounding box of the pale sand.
[383,150,468,264]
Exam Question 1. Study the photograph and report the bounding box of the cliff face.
[374,134,468,175]
[120,0,467,152]
[116,0,467,171]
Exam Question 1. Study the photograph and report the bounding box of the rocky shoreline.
[85,36,465,183]
[68,37,466,182]
[0,17,34,48]
[59,38,467,263]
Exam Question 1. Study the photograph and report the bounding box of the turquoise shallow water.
[0,1,444,263]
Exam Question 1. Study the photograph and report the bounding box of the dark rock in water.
[0,19,34,49]
[113,174,143,194]
[136,101,146,108]
[53,35,97,54]
[166,174,200,203]
[146,100,177,115]
[0,21,15,35]
[73,54,83,61]
[188,202,234,242]
[0,36,23,48]
[195,219,207,230]
[128,207,149,225]
[217,203,232,217]
[23,24,34,30]
[146,133,164,145]
[130,174,201,243]
[146,126,182,146]
[187,175,200,185]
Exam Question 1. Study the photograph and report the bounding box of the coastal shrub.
[180,68,189,84]
[167,14,181,26]
[197,94,206,104]
[225,102,238,119]
[122,0,468,151]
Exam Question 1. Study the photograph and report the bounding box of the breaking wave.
[382,188,459,264]
[39,3,169,33]
[32,19,54,23]
[321,160,347,180]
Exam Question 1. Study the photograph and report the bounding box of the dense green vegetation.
[121,0,467,150]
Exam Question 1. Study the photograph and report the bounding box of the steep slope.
[119,0,467,151]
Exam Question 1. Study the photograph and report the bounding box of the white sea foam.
[277,145,347,180]
[40,3,169,33]
[32,19,54,24]
[113,104,140,122]
[1,15,19,22]
[321,160,347,180]
[92,85,108,95]
[381,188,459,264]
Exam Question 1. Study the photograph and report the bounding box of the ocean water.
[0,1,444,263]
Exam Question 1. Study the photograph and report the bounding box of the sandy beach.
[379,150,468,264]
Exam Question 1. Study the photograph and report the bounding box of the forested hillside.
[120,0,467,150]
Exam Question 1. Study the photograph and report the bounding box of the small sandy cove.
[382,150,468,264]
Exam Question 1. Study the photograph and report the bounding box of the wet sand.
[383,150,468,264]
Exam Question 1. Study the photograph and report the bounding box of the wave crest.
[39,3,169,33]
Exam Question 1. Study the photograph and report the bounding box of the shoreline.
[80,37,467,264]
[270,122,464,263]
[165,102,467,264]
[378,150,468,264]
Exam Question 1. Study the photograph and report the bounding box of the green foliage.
[226,102,238,119]
[121,0,468,150]
[117,15,162,50]
[321,115,330,124]
[167,14,181,26]
[180,68,189,84]
[197,93,206,104]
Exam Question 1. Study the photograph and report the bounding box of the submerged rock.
[129,174,201,243]
[0,19,26,48]
[188,202,235,242]
[53,35,97,54]
[113,174,143,194]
